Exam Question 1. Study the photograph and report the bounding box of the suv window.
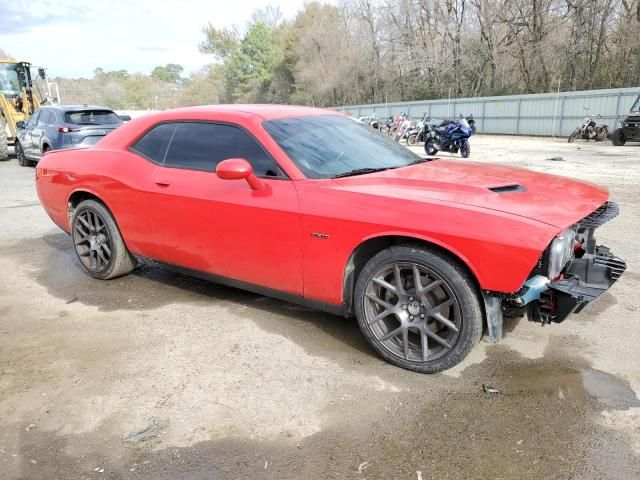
[163,122,283,177]
[26,111,40,129]
[65,110,122,125]
[37,111,56,125]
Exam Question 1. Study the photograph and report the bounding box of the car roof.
[43,105,115,113]
[160,104,339,121]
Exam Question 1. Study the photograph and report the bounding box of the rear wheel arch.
[67,190,112,229]
[342,234,483,316]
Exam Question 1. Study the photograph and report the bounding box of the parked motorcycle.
[393,117,413,142]
[568,114,608,142]
[424,118,473,158]
[465,114,477,134]
[406,114,432,146]
[378,117,394,135]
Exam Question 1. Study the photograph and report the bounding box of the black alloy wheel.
[354,246,483,373]
[71,199,136,279]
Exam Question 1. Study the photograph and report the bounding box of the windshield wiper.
[408,158,434,165]
[331,167,393,178]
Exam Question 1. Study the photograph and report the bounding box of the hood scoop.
[488,184,526,194]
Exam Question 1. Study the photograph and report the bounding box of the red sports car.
[35,105,626,373]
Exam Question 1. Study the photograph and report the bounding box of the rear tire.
[424,139,438,156]
[0,121,8,161]
[354,245,483,373]
[611,128,626,146]
[72,199,136,280]
[568,128,580,143]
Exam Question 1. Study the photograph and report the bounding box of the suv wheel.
[611,128,626,146]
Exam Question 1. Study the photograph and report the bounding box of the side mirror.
[216,158,264,190]
[16,121,26,130]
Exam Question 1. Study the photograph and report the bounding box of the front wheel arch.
[342,235,483,317]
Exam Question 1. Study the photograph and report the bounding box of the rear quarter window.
[130,123,177,163]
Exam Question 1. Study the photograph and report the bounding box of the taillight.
[58,126,79,133]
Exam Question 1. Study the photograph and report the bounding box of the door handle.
[154,180,171,187]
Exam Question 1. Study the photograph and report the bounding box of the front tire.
[568,128,580,143]
[611,128,626,146]
[460,141,470,158]
[15,141,30,167]
[354,245,483,373]
[407,134,418,146]
[72,199,136,280]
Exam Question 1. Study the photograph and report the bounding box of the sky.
[0,0,310,78]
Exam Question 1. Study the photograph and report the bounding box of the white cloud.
[0,0,311,78]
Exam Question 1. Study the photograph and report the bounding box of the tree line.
[3,1,639,110]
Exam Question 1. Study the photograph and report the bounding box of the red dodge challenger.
[35,105,626,373]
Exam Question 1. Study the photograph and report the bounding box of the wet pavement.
[1,136,639,479]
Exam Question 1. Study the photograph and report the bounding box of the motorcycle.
[424,118,473,158]
[378,117,394,135]
[464,114,477,134]
[568,114,608,142]
[406,115,432,146]
[393,117,413,142]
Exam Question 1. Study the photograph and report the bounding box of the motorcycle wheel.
[407,135,418,146]
[460,142,470,158]
[424,140,438,156]
[596,127,608,142]
[568,128,580,143]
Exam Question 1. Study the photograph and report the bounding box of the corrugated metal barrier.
[335,87,639,137]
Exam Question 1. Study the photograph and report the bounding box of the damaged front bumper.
[526,244,626,324]
[484,201,626,342]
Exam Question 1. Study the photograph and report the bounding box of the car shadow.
[20,232,376,362]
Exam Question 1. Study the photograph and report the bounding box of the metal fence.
[335,87,639,137]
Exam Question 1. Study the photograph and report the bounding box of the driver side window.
[26,112,40,129]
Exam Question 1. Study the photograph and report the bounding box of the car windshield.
[631,95,640,113]
[263,115,423,179]
[64,110,122,125]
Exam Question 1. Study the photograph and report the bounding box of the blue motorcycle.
[424,118,473,158]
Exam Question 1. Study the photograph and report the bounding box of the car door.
[135,121,304,296]
[22,111,39,157]
[31,110,48,158]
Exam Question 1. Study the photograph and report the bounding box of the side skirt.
[141,258,346,318]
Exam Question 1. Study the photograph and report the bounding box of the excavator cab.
[0,61,42,161]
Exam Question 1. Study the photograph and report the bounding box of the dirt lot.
[1,135,639,479]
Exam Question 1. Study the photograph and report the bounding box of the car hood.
[328,159,608,229]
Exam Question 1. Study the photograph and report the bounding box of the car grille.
[578,201,619,229]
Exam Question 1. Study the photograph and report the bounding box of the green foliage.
[151,64,184,84]
[199,25,239,60]
[223,22,279,101]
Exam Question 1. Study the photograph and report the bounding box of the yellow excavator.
[0,60,53,161]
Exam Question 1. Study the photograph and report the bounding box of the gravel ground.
[1,135,639,479]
